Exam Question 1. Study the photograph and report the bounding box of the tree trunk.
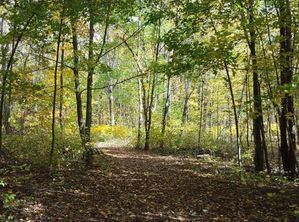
[144,23,161,151]
[59,37,65,133]
[71,21,84,143]
[182,79,191,125]
[3,84,12,135]
[0,14,34,151]
[85,18,95,144]
[245,67,250,147]
[227,98,233,144]
[137,79,143,149]
[108,84,115,126]
[278,0,297,177]
[198,79,205,148]
[224,62,242,166]
[49,16,63,169]
[160,75,171,149]
[247,1,267,172]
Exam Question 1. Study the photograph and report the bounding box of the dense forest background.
[0,0,299,220]
[0,0,298,176]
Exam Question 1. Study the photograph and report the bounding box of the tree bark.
[144,22,161,151]
[108,84,115,126]
[49,16,63,169]
[224,62,242,166]
[246,0,268,172]
[85,16,95,144]
[278,0,297,177]
[59,37,65,133]
[137,79,143,149]
[160,75,171,149]
[198,79,205,148]
[71,21,84,143]
[182,79,191,126]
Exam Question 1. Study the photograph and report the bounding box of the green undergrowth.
[3,129,82,169]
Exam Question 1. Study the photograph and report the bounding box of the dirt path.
[2,147,299,221]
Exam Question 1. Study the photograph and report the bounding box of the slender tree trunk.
[2,23,12,136]
[85,18,95,144]
[123,18,159,151]
[4,83,12,135]
[227,98,233,144]
[216,87,219,139]
[296,103,299,146]
[71,21,84,143]
[209,16,242,163]
[245,67,250,147]
[85,3,110,146]
[49,16,63,169]
[182,79,191,126]
[143,80,150,151]
[198,79,205,148]
[59,37,65,133]
[266,112,274,156]
[108,84,115,126]
[0,14,34,151]
[144,22,161,151]
[224,62,242,166]
[3,41,11,135]
[137,79,143,149]
[160,75,171,149]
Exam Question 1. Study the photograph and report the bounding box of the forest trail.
[3,147,299,221]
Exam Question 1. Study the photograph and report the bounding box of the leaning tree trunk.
[0,14,34,151]
[209,16,242,163]
[224,62,242,166]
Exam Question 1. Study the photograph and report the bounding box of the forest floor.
[1,146,299,221]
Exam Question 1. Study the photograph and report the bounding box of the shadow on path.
[4,147,299,221]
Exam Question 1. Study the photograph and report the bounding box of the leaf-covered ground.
[1,147,299,221]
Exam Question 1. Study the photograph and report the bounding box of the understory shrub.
[91,125,131,142]
[134,125,242,160]
[3,128,82,168]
